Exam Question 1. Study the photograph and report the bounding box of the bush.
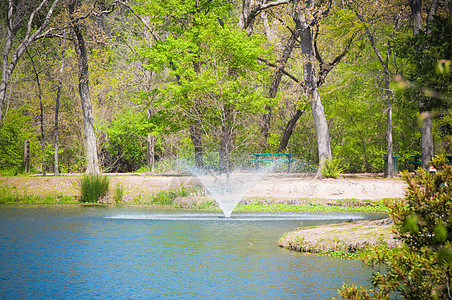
[80,174,110,203]
[0,108,33,174]
[340,155,452,299]
[321,157,345,178]
[114,183,124,203]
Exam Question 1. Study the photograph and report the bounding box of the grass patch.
[235,202,389,213]
[0,183,78,204]
[80,174,109,203]
[114,183,124,203]
[125,186,200,206]
[279,219,399,259]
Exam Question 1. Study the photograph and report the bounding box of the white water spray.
[187,163,274,218]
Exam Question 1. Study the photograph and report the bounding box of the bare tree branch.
[0,0,61,123]
[317,32,356,88]
[257,57,301,84]
[267,11,303,46]
[241,0,290,32]
[117,0,160,42]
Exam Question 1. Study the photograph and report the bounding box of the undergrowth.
[80,174,109,203]
[0,184,78,204]
[235,202,389,213]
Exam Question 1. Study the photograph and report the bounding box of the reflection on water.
[0,206,385,299]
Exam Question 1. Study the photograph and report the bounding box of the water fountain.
[187,163,274,218]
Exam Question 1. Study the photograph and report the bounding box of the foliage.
[321,157,345,178]
[101,110,148,172]
[397,16,452,112]
[0,0,449,176]
[79,174,110,203]
[235,201,388,213]
[114,183,124,203]
[0,183,77,204]
[394,15,452,157]
[136,0,272,169]
[0,108,33,175]
[151,186,193,205]
[340,155,452,299]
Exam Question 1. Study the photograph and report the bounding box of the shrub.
[340,155,452,299]
[80,174,110,203]
[321,157,345,178]
[114,183,124,203]
[152,190,173,205]
[150,187,194,205]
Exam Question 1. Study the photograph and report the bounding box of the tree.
[53,33,67,175]
[25,47,47,175]
[349,1,407,178]
[408,0,442,170]
[0,0,60,125]
[290,0,362,177]
[138,0,270,172]
[65,0,117,174]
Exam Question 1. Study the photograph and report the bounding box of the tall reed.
[80,174,109,203]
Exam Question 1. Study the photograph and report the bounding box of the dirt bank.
[247,174,406,200]
[0,173,407,202]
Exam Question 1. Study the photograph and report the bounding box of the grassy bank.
[278,219,399,259]
[0,175,392,213]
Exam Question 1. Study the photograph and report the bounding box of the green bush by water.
[321,158,345,178]
[114,183,124,203]
[151,186,192,205]
[80,175,110,203]
[340,155,452,299]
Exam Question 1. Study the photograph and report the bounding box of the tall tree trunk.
[310,89,332,176]
[219,105,233,173]
[355,10,396,178]
[147,134,155,172]
[68,0,100,174]
[190,121,203,169]
[24,140,30,173]
[190,62,204,168]
[54,36,66,176]
[278,109,304,152]
[385,71,394,178]
[146,109,155,172]
[409,0,435,169]
[239,0,256,34]
[420,108,434,169]
[293,1,332,177]
[410,0,423,35]
[26,47,46,176]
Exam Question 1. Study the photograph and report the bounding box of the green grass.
[234,202,389,213]
[80,174,109,203]
[114,183,124,203]
[313,244,394,260]
[125,186,199,206]
[0,184,78,204]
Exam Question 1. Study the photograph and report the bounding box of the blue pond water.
[0,206,385,299]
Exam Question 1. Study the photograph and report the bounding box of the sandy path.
[247,174,406,200]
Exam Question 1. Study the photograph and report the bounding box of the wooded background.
[0,0,450,176]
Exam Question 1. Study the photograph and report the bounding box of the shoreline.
[0,172,407,202]
[278,218,399,258]
[0,173,404,258]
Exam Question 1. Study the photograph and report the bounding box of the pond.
[0,206,385,299]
